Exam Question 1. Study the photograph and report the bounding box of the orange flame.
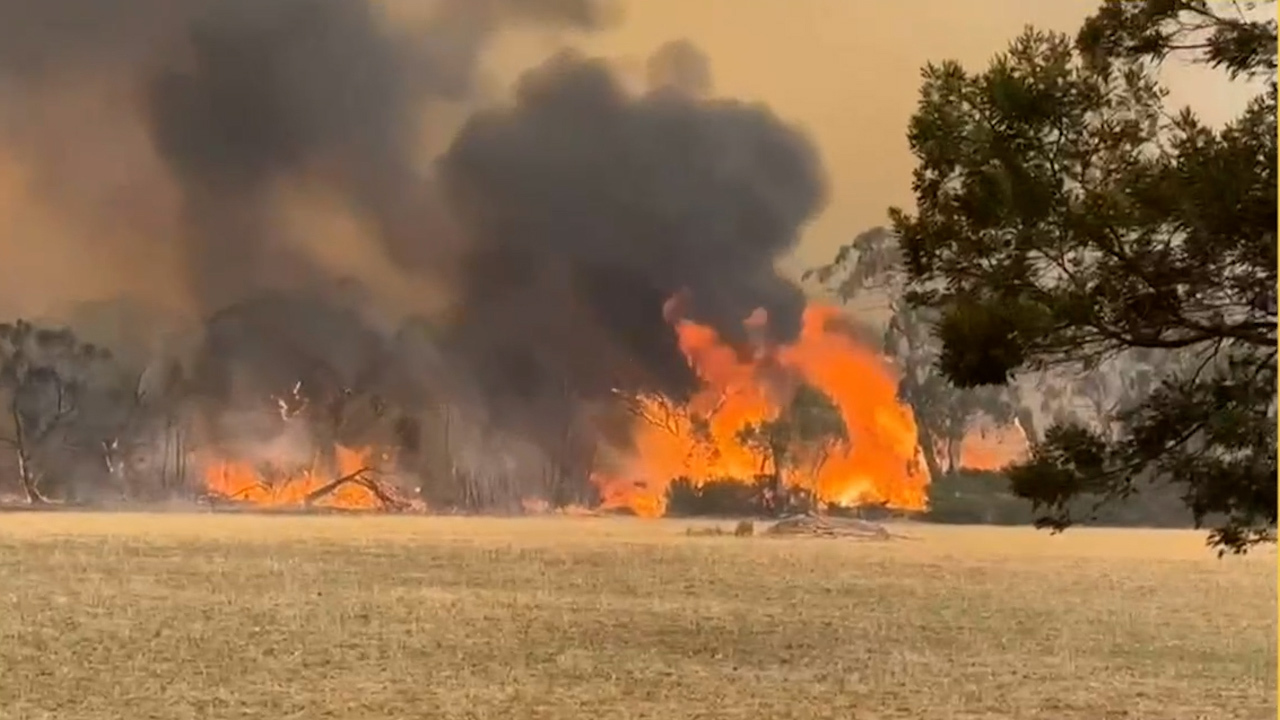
[203,445,387,510]
[594,304,931,516]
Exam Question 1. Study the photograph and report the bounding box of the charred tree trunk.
[175,426,188,498]
[160,418,173,494]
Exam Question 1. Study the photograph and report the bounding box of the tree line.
[3,2,1274,552]
[0,300,606,512]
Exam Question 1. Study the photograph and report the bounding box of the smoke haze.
[440,47,824,408]
[0,0,835,474]
[0,0,1256,500]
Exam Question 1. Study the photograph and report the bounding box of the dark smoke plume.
[142,0,613,310]
[0,0,611,312]
[0,0,827,495]
[646,39,714,97]
[440,49,825,410]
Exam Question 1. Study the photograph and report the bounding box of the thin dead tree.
[100,368,150,501]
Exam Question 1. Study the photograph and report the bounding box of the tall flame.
[194,305,1025,517]
[595,304,931,516]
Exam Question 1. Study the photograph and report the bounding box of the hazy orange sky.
[573,0,1260,272]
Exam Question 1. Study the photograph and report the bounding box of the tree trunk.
[768,441,787,516]
[1015,407,1039,445]
[914,420,944,482]
[945,437,960,473]
[15,444,37,503]
[898,362,944,482]
[175,426,188,498]
[12,405,43,504]
[160,419,172,493]
[810,451,830,516]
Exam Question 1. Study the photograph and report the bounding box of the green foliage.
[889,2,1276,552]
[927,468,1195,528]
[734,384,848,471]
[786,384,850,451]
[926,470,1038,525]
[1079,0,1277,80]
[733,383,848,513]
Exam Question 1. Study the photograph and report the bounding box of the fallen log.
[303,468,372,507]
[354,474,410,511]
[302,468,411,511]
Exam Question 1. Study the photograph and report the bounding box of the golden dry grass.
[0,513,1273,720]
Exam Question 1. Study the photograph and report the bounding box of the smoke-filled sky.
[0,0,832,449]
[0,0,1254,321]
[0,0,1259,477]
[564,0,1259,275]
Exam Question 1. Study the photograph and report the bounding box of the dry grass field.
[0,513,1273,720]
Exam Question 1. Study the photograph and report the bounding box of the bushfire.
[196,304,1028,515]
[203,445,399,510]
[593,304,932,517]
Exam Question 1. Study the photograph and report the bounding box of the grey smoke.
[0,0,610,311]
[143,0,610,310]
[0,0,828,492]
[440,49,825,410]
[646,39,714,96]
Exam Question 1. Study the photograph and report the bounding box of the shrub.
[925,468,1197,528]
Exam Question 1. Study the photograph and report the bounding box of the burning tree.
[599,305,930,517]
[734,383,849,515]
[808,227,1024,478]
[0,321,114,503]
[198,377,417,511]
[184,292,431,511]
